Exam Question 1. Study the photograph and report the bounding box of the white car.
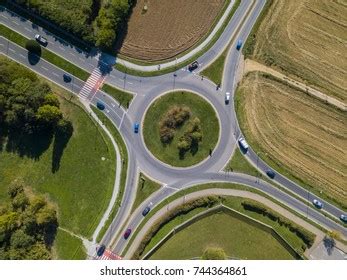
[35,34,47,46]
[340,214,347,223]
[238,137,249,150]
[225,92,230,104]
[313,199,323,209]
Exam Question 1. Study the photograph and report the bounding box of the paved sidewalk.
[124,188,347,259]
[243,59,346,111]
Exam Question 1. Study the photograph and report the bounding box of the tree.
[10,229,35,249]
[201,247,227,260]
[25,40,41,56]
[44,94,60,108]
[36,104,62,126]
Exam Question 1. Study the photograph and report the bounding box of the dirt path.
[243,59,346,111]
[123,188,346,260]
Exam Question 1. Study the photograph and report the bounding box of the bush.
[201,247,227,260]
[241,200,315,248]
[25,40,41,55]
[132,196,220,259]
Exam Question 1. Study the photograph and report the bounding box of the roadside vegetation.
[131,173,161,213]
[54,229,86,260]
[10,0,134,50]
[201,48,227,86]
[101,84,133,107]
[0,184,58,260]
[143,91,219,167]
[91,107,129,243]
[235,72,347,210]
[0,57,116,257]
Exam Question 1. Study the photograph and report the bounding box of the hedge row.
[241,200,315,248]
[132,196,220,259]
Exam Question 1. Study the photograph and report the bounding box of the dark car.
[266,169,276,179]
[96,101,105,111]
[96,244,106,257]
[63,73,72,83]
[142,206,151,216]
[188,61,199,72]
[236,39,243,50]
[35,34,48,46]
[124,228,132,239]
[134,123,139,133]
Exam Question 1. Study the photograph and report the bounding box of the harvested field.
[118,0,226,61]
[236,72,347,209]
[249,0,347,102]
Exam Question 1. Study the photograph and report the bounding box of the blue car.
[142,206,151,216]
[134,123,139,133]
[96,101,105,111]
[236,39,243,50]
[63,73,72,83]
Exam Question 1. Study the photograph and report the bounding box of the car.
[124,228,132,239]
[236,39,243,50]
[266,169,276,179]
[134,123,139,133]
[340,214,347,223]
[188,61,199,72]
[96,244,106,257]
[225,92,230,104]
[96,101,105,111]
[142,206,151,216]
[35,34,48,46]
[238,137,249,150]
[313,199,323,209]
[63,73,72,83]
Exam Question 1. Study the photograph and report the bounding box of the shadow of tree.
[28,52,41,65]
[5,127,53,160]
[51,121,73,173]
[323,236,336,255]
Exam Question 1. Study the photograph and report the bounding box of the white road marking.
[41,66,48,71]
[13,21,19,26]
[9,48,15,53]
[70,52,76,57]
[118,111,125,129]
[79,57,84,62]
[111,103,115,107]
[59,46,65,50]
[127,82,133,85]
[52,72,59,77]
[19,54,25,58]
[1,14,8,19]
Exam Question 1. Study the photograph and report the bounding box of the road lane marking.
[59,46,65,50]
[19,54,25,58]
[9,48,15,53]
[1,14,9,19]
[12,21,19,26]
[52,72,59,77]
[41,66,48,71]
[118,111,125,129]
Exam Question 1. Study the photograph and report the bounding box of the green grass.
[201,48,228,86]
[224,148,262,179]
[132,173,161,213]
[114,0,242,77]
[0,24,89,81]
[0,75,116,238]
[143,91,219,167]
[149,212,295,260]
[101,84,134,107]
[54,229,86,260]
[91,107,129,243]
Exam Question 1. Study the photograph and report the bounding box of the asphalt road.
[1,0,346,259]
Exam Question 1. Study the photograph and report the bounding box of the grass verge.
[132,173,161,213]
[91,107,129,243]
[54,229,86,260]
[101,84,134,107]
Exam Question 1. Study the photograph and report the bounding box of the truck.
[238,137,249,150]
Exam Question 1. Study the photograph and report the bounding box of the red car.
[124,228,132,239]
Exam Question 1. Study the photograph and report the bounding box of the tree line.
[0,184,58,259]
[13,0,134,50]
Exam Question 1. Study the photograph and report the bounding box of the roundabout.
[143,91,220,167]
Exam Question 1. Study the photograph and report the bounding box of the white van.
[225,92,230,104]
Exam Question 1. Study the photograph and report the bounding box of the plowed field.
[118,0,226,61]
[250,0,347,102]
[236,73,347,209]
